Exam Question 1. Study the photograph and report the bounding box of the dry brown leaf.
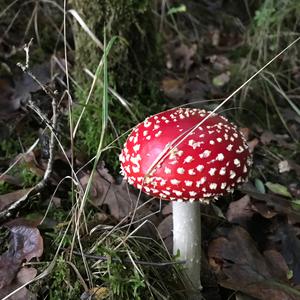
[161,78,185,100]
[172,43,197,71]
[81,286,109,300]
[0,219,42,299]
[247,138,259,153]
[251,201,277,219]
[80,166,140,221]
[260,131,275,145]
[8,223,43,262]
[0,188,33,212]
[271,224,300,284]
[161,203,172,216]
[239,128,251,141]
[157,215,172,240]
[0,267,37,300]
[239,187,299,223]
[0,174,22,187]
[206,55,230,72]
[263,250,289,281]
[208,226,300,300]
[226,195,253,225]
[0,78,19,114]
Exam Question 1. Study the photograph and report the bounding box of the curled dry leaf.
[247,138,259,153]
[239,128,251,141]
[7,223,44,262]
[208,226,300,300]
[0,219,42,299]
[239,186,300,223]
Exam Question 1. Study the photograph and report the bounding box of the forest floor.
[0,1,300,300]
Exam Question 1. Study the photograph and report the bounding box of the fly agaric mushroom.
[119,107,252,297]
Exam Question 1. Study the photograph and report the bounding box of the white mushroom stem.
[173,201,202,299]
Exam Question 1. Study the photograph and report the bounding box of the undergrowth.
[231,0,300,133]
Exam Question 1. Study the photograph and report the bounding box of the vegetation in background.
[71,0,164,157]
[232,0,300,133]
[0,0,299,299]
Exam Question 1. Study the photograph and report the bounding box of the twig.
[0,40,59,221]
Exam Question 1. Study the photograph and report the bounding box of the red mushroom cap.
[120,107,252,202]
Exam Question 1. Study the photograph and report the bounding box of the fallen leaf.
[239,128,251,141]
[0,188,33,212]
[263,249,289,281]
[251,201,277,219]
[0,77,20,114]
[79,164,140,221]
[0,219,42,299]
[157,215,172,240]
[157,214,173,252]
[271,224,300,284]
[0,174,22,187]
[0,267,37,300]
[239,186,299,223]
[173,43,197,71]
[247,138,259,153]
[161,78,185,100]
[226,195,253,225]
[260,131,275,145]
[7,221,44,261]
[161,203,172,216]
[208,226,300,300]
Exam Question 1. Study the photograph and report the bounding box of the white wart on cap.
[120,107,252,202]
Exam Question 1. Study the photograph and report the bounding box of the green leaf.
[287,269,294,280]
[212,72,230,87]
[167,4,186,15]
[255,178,266,194]
[265,182,292,198]
[291,199,300,211]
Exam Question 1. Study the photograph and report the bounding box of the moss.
[70,0,164,161]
